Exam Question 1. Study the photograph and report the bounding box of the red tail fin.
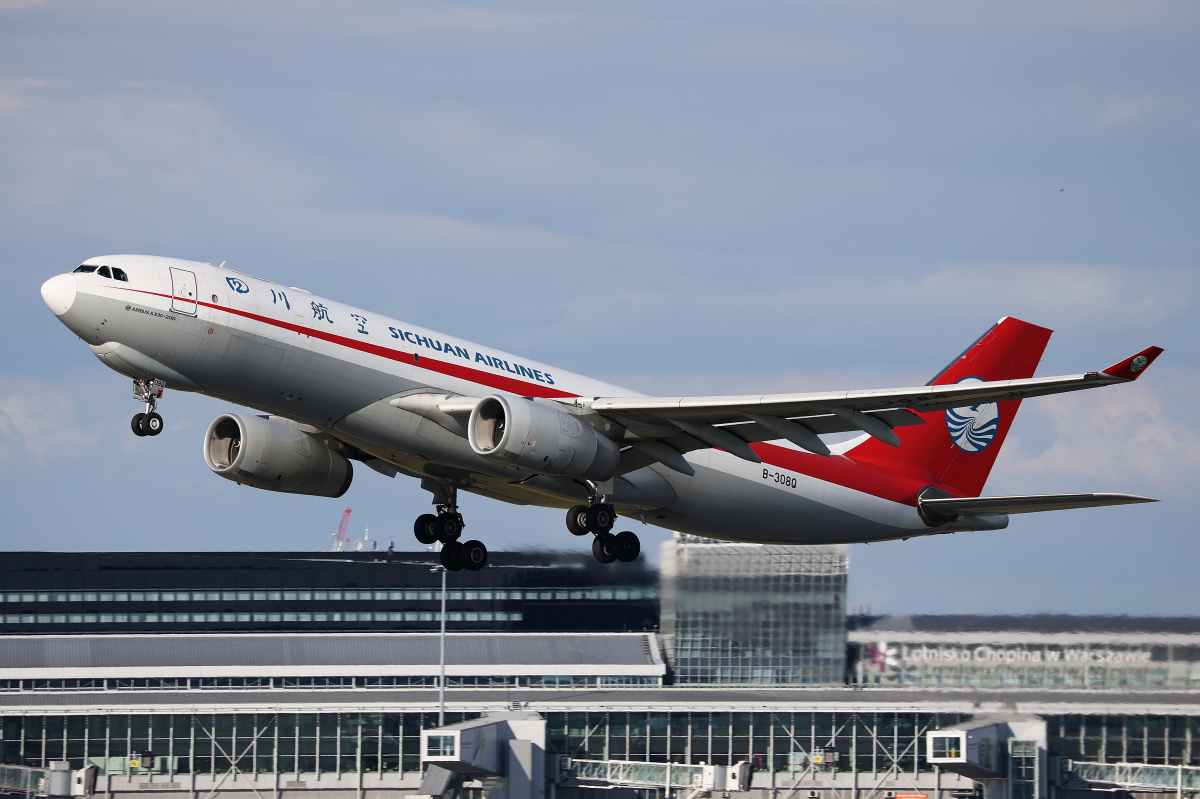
[848,317,1053,497]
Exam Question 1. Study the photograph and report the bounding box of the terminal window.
[427,735,456,758]
[930,735,962,759]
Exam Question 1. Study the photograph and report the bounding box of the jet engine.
[203,414,353,497]
[468,395,620,480]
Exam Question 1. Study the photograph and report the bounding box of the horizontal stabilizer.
[920,492,1157,517]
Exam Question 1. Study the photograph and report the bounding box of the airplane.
[41,255,1162,571]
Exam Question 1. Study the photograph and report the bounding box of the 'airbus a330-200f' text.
[41,256,1162,570]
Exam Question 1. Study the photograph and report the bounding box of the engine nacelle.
[468,395,620,480]
[203,414,353,498]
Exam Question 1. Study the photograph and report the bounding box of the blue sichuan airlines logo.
[226,277,250,293]
[945,377,1000,453]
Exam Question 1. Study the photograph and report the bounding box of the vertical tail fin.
[848,317,1053,497]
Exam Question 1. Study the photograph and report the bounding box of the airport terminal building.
[3,538,1200,799]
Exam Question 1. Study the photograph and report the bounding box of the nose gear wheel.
[130,378,167,438]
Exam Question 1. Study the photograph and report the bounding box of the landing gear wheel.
[592,533,616,564]
[414,514,439,545]
[440,541,465,571]
[585,504,615,533]
[144,412,164,436]
[435,513,464,543]
[613,531,641,562]
[566,505,590,536]
[131,413,147,437]
[461,540,488,571]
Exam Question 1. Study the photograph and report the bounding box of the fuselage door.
[170,268,199,315]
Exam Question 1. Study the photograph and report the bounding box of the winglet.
[1101,346,1164,381]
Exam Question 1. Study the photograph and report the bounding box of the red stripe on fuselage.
[122,288,577,399]
[121,286,941,507]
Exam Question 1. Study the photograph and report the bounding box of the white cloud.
[994,368,1200,495]
[852,263,1189,325]
[294,207,572,251]
[85,2,577,35]
[0,78,45,113]
[1099,99,1156,126]
[912,0,1193,28]
[0,80,307,210]
[0,378,100,463]
[399,108,570,185]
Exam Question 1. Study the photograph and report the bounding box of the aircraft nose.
[41,273,77,316]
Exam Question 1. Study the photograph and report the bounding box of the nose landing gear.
[130,378,166,437]
[567,500,641,564]
[413,479,487,572]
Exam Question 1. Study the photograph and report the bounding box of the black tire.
[613,531,641,563]
[440,541,464,571]
[586,504,615,533]
[131,413,147,437]
[461,540,488,571]
[144,412,164,436]
[592,533,616,564]
[435,513,463,543]
[414,514,439,545]
[566,505,590,536]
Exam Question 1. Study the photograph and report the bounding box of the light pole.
[434,544,447,728]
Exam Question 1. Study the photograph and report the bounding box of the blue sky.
[1,1,1197,615]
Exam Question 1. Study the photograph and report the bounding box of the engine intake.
[203,414,353,498]
[468,395,620,480]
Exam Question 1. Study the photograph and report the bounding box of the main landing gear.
[130,378,166,437]
[566,502,641,564]
[413,480,487,572]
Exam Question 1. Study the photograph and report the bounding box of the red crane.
[331,508,352,552]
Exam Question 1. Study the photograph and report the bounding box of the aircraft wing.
[586,346,1163,472]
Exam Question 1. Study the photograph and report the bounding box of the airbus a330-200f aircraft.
[41,255,1162,571]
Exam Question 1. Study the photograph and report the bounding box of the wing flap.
[920,493,1157,516]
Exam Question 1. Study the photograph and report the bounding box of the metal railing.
[565,758,706,789]
[1071,762,1200,790]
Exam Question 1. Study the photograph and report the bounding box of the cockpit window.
[72,264,129,281]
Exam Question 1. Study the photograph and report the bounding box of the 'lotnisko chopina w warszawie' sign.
[896,644,1153,664]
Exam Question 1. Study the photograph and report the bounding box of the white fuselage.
[43,255,1002,545]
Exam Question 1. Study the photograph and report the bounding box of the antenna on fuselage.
[217,261,226,269]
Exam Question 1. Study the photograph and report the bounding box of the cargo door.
[169,268,198,315]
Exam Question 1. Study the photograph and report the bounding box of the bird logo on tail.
[945,377,1000,453]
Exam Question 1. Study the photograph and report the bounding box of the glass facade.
[0,712,473,775]
[0,711,963,774]
[1048,714,1200,765]
[0,551,658,635]
[660,535,847,685]
[8,711,1200,776]
[850,617,1200,692]
[0,675,661,693]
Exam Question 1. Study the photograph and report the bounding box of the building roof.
[857,614,1200,635]
[0,633,663,676]
[2,686,1197,717]
[0,550,659,590]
